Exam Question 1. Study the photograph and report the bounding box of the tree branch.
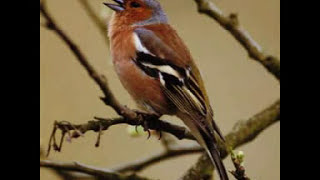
[112,144,203,172]
[53,169,96,180]
[193,0,280,81]
[40,160,152,180]
[41,97,278,178]
[44,97,278,175]
[45,116,194,155]
[181,99,280,180]
[111,99,279,174]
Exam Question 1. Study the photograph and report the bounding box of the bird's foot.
[132,110,161,139]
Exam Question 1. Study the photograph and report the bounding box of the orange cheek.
[126,8,153,24]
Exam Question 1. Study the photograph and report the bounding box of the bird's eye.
[130,2,141,8]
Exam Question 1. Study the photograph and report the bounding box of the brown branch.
[54,170,96,180]
[42,143,97,180]
[111,99,279,174]
[112,144,203,172]
[46,117,194,155]
[42,97,279,177]
[193,0,280,81]
[44,98,279,175]
[40,160,152,180]
[181,99,280,180]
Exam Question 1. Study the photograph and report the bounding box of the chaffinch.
[104,0,228,179]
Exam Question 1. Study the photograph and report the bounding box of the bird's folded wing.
[133,27,216,137]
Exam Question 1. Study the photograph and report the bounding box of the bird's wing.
[133,25,224,140]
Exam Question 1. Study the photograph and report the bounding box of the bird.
[104,0,229,179]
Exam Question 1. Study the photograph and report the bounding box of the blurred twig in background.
[193,0,280,81]
[40,160,152,180]
[112,144,203,172]
[78,0,110,46]
[40,0,280,179]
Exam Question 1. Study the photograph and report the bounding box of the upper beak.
[103,0,125,12]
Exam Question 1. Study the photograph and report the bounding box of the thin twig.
[40,160,152,180]
[193,0,280,81]
[112,144,203,172]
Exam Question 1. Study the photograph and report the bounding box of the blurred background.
[40,0,280,179]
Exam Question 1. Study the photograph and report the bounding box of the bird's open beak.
[103,0,125,12]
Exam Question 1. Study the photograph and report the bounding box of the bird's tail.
[176,112,229,180]
[202,131,229,180]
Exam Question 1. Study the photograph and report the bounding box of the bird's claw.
[132,109,160,140]
[158,130,162,140]
[142,118,152,140]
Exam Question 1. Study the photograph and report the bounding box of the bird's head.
[104,0,168,26]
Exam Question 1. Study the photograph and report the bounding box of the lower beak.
[103,0,125,12]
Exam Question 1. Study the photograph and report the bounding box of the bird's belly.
[114,59,175,115]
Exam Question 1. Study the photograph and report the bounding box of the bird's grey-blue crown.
[134,0,168,26]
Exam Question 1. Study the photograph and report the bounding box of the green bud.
[127,125,146,137]
[237,151,245,165]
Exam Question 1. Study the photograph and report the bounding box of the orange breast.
[109,26,174,115]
